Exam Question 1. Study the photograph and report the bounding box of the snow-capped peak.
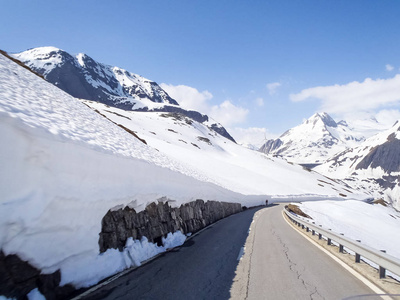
[12,46,69,76]
[12,47,179,109]
[306,112,338,128]
[260,112,364,164]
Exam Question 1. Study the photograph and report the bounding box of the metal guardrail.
[283,207,400,279]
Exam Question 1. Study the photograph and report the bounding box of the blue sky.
[2,1,400,145]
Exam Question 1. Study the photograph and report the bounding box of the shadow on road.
[80,205,264,300]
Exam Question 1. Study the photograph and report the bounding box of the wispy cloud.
[290,74,400,115]
[255,97,264,107]
[228,127,278,148]
[160,83,248,127]
[210,100,248,127]
[266,82,281,95]
[386,64,394,71]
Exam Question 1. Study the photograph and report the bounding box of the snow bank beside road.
[298,200,400,260]
[0,113,261,288]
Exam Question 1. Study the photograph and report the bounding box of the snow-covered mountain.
[314,120,400,210]
[259,112,365,164]
[12,46,178,109]
[0,51,369,296]
[12,47,236,143]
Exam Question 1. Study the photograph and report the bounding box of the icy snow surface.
[298,200,400,266]
[0,52,368,289]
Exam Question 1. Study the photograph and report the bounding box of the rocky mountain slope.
[314,121,400,210]
[12,47,236,143]
[259,112,365,164]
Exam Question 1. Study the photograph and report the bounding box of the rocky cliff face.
[12,47,178,108]
[99,199,242,253]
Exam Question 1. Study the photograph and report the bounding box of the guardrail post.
[339,244,344,253]
[302,224,305,229]
[318,233,322,240]
[312,230,315,236]
[327,238,331,246]
[380,250,386,278]
[306,227,309,232]
[355,240,361,263]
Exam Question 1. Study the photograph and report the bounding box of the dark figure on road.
[265,200,269,206]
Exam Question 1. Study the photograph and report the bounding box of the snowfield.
[81,100,366,198]
[0,52,369,291]
[297,200,400,280]
[298,200,400,259]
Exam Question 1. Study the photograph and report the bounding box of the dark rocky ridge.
[259,139,283,154]
[17,49,178,107]
[356,133,400,173]
[99,199,242,252]
[0,251,74,300]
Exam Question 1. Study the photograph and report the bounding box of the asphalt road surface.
[81,204,374,300]
[245,203,374,300]
[82,206,262,300]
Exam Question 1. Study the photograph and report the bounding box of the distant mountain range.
[314,120,400,209]
[12,47,236,143]
[258,110,400,209]
[259,112,365,164]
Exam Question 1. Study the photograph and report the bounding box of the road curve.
[244,203,374,300]
[81,206,263,300]
[80,203,375,300]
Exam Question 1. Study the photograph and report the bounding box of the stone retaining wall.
[0,199,242,299]
[99,199,242,252]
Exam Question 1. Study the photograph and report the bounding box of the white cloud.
[160,83,212,113]
[228,127,278,148]
[290,74,400,115]
[386,64,394,71]
[210,100,249,127]
[255,97,264,107]
[266,82,281,95]
[375,109,400,127]
[160,83,248,127]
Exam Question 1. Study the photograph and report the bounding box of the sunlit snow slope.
[0,52,368,289]
[81,100,366,199]
[315,121,400,210]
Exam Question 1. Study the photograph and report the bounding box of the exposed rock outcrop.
[99,199,242,253]
[0,251,74,300]
[356,133,400,173]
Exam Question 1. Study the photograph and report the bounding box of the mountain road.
[80,204,374,300]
